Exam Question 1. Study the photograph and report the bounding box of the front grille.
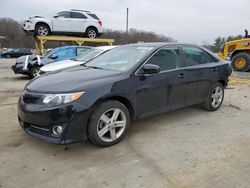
[22,92,43,104]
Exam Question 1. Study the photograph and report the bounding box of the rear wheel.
[231,53,250,72]
[35,24,50,36]
[202,83,224,111]
[88,100,130,147]
[85,27,98,38]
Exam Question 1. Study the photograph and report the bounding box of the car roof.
[125,42,212,51]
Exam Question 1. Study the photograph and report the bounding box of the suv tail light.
[98,20,102,27]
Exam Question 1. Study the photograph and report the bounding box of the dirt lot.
[0,58,250,188]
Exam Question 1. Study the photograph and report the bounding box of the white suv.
[23,9,104,38]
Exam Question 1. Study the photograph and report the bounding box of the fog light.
[52,126,63,136]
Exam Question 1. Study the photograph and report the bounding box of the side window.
[182,47,214,67]
[146,47,180,71]
[71,12,87,19]
[87,14,100,20]
[56,11,71,18]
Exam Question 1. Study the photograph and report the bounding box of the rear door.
[135,46,186,118]
[52,11,72,32]
[181,46,218,105]
[70,12,88,32]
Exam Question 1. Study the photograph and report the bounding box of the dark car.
[17,43,232,147]
[1,48,32,58]
[12,46,91,78]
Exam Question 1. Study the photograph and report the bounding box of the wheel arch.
[89,95,136,122]
[85,26,98,33]
[217,80,226,87]
[35,22,51,32]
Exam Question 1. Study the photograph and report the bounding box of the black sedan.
[1,48,32,58]
[17,43,232,147]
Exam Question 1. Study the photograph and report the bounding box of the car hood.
[16,55,29,63]
[26,66,122,93]
[40,59,83,72]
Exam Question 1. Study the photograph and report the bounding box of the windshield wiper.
[86,65,105,70]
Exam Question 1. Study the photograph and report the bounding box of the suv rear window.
[87,14,99,20]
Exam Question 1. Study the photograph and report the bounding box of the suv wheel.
[88,100,130,147]
[35,24,50,36]
[29,66,40,79]
[202,83,224,111]
[85,27,98,38]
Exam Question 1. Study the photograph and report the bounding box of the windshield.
[41,49,54,59]
[74,49,103,62]
[85,46,154,71]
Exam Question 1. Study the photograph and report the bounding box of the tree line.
[0,17,245,52]
[0,17,175,49]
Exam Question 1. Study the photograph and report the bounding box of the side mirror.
[53,15,59,18]
[50,54,58,59]
[142,64,160,75]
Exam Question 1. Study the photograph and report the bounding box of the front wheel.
[35,24,50,36]
[202,83,224,111]
[88,100,130,147]
[29,66,41,79]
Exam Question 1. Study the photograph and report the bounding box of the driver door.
[135,47,185,118]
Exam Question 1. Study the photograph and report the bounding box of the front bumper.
[12,65,28,74]
[17,93,91,144]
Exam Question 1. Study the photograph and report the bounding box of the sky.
[0,0,249,44]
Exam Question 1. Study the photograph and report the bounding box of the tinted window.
[182,47,214,67]
[71,12,87,19]
[146,47,180,71]
[56,11,71,18]
[87,14,99,20]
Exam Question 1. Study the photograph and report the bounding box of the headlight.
[43,92,84,107]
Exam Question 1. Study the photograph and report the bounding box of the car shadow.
[22,105,206,157]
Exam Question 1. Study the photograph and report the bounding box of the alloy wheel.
[88,30,97,38]
[97,108,126,142]
[211,86,223,108]
[38,26,49,36]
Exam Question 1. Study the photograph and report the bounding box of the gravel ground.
[0,58,250,188]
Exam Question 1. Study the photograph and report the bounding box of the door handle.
[178,73,185,79]
[212,67,217,72]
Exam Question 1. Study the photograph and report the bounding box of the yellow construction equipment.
[218,31,250,72]
[35,35,114,55]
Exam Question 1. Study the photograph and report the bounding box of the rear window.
[87,14,99,20]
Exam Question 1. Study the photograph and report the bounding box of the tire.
[231,53,250,72]
[88,100,130,147]
[202,83,224,111]
[85,27,98,38]
[29,66,40,79]
[6,54,11,58]
[35,24,50,36]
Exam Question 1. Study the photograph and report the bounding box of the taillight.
[98,20,102,26]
